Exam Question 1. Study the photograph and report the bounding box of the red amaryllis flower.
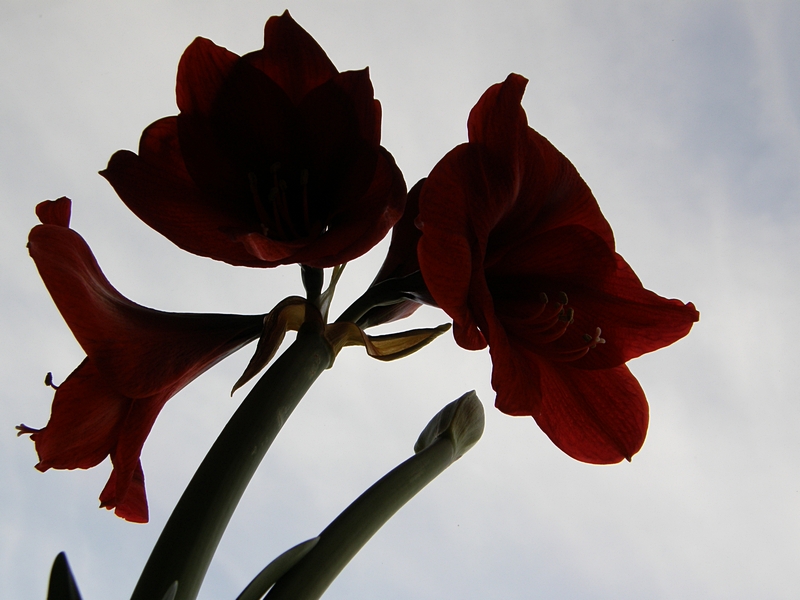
[101,11,405,269]
[18,198,264,522]
[414,74,699,464]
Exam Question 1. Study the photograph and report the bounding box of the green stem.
[130,324,333,600]
[265,391,484,600]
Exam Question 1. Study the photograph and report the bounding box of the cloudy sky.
[2,1,799,598]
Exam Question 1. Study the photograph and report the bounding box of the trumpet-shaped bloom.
[415,74,699,464]
[18,198,264,522]
[102,11,405,269]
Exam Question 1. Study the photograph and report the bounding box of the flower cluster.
[20,12,697,522]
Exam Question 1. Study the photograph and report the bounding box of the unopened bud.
[414,391,485,459]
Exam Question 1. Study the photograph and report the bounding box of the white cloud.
[1,2,798,599]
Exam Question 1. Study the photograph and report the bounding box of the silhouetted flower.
[101,11,405,269]
[18,198,264,522]
[414,74,699,463]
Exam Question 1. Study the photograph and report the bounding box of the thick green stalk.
[265,391,484,600]
[130,325,333,600]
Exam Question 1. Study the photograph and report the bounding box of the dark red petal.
[418,224,475,342]
[35,197,72,227]
[28,359,129,472]
[99,461,148,523]
[487,332,543,415]
[246,11,338,105]
[465,78,616,250]
[480,128,614,254]
[486,222,697,369]
[235,233,303,264]
[467,74,529,168]
[298,69,381,208]
[374,178,425,282]
[107,392,169,522]
[515,128,615,248]
[176,37,240,116]
[205,59,298,172]
[531,362,649,464]
[298,72,379,211]
[102,141,267,267]
[137,117,189,172]
[347,180,427,328]
[175,113,250,209]
[418,145,494,343]
[487,224,615,283]
[561,253,699,369]
[324,68,380,147]
[273,146,406,268]
[489,226,697,368]
[27,220,263,398]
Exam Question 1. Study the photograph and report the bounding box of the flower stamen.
[15,424,39,437]
[44,372,59,390]
[518,292,606,362]
[583,327,606,348]
[558,307,574,323]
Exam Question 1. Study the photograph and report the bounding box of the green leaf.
[47,553,82,600]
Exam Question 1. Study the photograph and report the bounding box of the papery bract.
[19,198,264,522]
[102,11,405,269]
[414,74,699,464]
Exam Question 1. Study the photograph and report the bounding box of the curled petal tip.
[35,197,72,227]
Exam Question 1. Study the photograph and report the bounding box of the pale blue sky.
[2,2,799,598]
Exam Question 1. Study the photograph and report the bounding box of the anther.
[538,292,549,304]
[582,327,606,348]
[16,424,39,437]
[44,372,59,390]
[558,307,575,323]
[558,291,569,305]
